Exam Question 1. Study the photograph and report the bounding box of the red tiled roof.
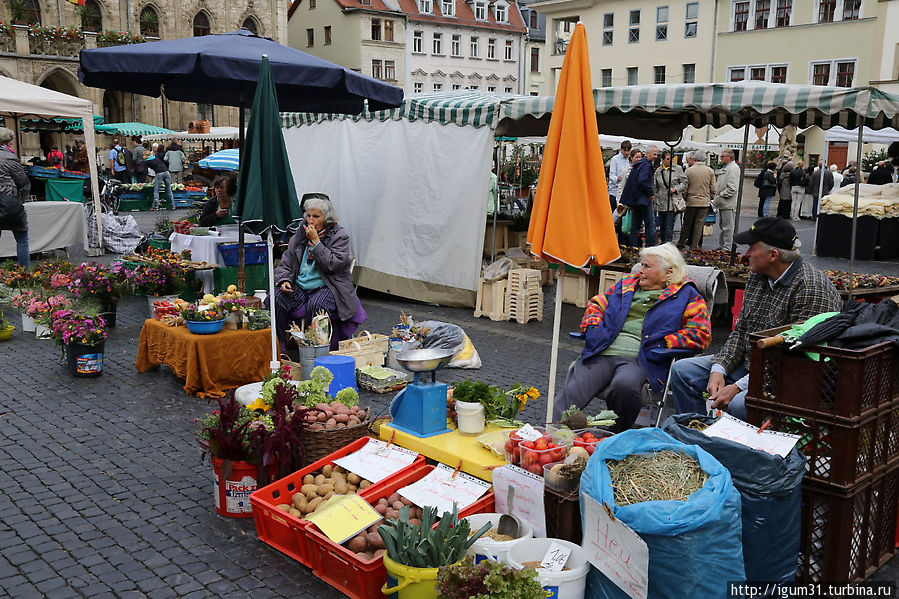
[406,0,526,33]
[289,0,401,20]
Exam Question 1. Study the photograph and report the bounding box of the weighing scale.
[388,348,454,438]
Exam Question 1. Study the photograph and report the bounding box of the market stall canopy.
[198,148,239,171]
[824,126,899,144]
[79,29,404,113]
[19,114,104,133]
[95,122,175,137]
[142,127,242,142]
[707,125,810,151]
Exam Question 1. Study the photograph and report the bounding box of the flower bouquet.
[195,394,272,462]
[129,261,185,297]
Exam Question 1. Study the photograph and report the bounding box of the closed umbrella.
[198,148,240,171]
[526,23,620,423]
[234,55,303,372]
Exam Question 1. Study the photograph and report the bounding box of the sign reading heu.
[581,494,649,599]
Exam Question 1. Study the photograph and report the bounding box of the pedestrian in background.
[0,127,30,266]
[754,160,778,217]
[653,150,686,244]
[714,149,740,250]
[830,164,843,189]
[679,150,716,249]
[789,160,806,220]
[806,162,833,221]
[776,161,794,219]
[607,140,631,214]
[164,139,187,184]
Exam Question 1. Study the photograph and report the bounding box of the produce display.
[173,220,197,235]
[519,434,568,474]
[341,492,420,561]
[274,464,372,519]
[306,400,368,431]
[824,270,899,290]
[571,430,604,456]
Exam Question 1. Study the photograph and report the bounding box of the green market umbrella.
[756,311,840,361]
[235,55,302,371]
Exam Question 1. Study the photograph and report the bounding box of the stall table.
[378,422,507,482]
[136,319,271,397]
[169,231,262,294]
[0,201,87,257]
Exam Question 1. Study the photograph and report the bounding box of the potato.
[303,474,315,485]
[378,497,389,506]
[317,412,328,422]
[347,484,358,493]
[292,494,308,511]
[357,551,374,561]
[386,509,399,520]
[392,501,404,511]
[322,464,333,477]
[347,535,367,553]
[288,508,303,518]
[301,484,318,499]
[276,504,291,512]
[334,465,346,474]
[365,533,384,550]
[409,518,420,527]
[400,497,412,506]
[307,497,324,512]
[348,417,361,427]
[368,524,380,534]
[359,480,371,489]
[317,483,334,496]
[334,481,348,494]
[336,423,346,429]
[325,418,337,428]
[388,493,400,505]
[334,414,350,424]
[315,402,331,411]
[374,503,388,515]
[323,491,335,501]
[347,473,361,484]
[310,423,324,431]
[314,474,327,486]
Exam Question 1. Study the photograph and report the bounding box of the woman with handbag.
[754,161,778,217]
[653,150,686,244]
[0,128,30,266]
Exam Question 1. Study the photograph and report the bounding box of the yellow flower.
[246,396,270,412]
[526,387,540,399]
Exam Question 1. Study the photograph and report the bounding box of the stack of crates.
[505,268,543,324]
[746,326,899,582]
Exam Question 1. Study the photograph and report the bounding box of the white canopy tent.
[824,126,899,144]
[142,127,242,142]
[708,125,810,150]
[0,76,102,253]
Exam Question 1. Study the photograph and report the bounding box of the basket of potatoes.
[300,401,372,464]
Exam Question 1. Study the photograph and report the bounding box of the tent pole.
[730,124,751,264]
[545,275,563,425]
[490,140,499,261]
[267,230,280,373]
[237,100,246,294]
[848,123,864,296]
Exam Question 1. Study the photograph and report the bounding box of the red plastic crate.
[307,463,496,599]
[249,437,424,567]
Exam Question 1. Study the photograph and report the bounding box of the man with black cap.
[669,217,840,420]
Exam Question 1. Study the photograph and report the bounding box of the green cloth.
[45,179,84,203]
[602,289,663,358]
[295,244,324,290]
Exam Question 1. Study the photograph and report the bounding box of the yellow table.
[378,422,508,482]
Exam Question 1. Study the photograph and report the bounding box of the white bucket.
[455,400,486,434]
[20,314,35,332]
[507,538,589,599]
[464,513,533,564]
[35,324,52,339]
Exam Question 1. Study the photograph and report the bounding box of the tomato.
[534,438,548,451]
[511,447,521,464]
[539,452,554,466]
[521,441,535,450]
[529,463,543,476]
[504,440,515,453]
[550,447,565,461]
[586,445,595,456]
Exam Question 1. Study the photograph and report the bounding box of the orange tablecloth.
[136,319,271,397]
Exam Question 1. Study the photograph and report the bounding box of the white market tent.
[824,126,899,144]
[142,126,242,142]
[708,125,810,150]
[0,76,102,251]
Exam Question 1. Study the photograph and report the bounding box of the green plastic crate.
[148,238,171,251]
[213,264,269,295]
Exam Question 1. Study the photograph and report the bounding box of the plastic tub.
[313,354,357,395]
[185,319,225,335]
[507,537,590,599]
[543,462,579,494]
[455,400,486,435]
[463,513,534,564]
[572,428,614,456]
[519,433,572,476]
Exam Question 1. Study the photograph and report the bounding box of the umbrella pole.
[491,142,500,261]
[730,124,751,265]
[237,100,247,294]
[267,230,279,372]
[848,123,864,296]
[545,276,563,425]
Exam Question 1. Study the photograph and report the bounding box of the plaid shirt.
[716,258,841,373]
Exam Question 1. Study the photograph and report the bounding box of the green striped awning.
[19,114,104,133]
[95,122,175,136]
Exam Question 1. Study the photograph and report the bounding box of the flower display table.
[135,318,271,397]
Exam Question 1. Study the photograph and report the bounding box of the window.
[656,24,668,40]
[530,47,540,72]
[81,0,102,32]
[843,0,860,19]
[470,36,479,58]
[775,0,791,26]
[496,4,507,22]
[627,67,638,85]
[629,10,640,24]
[309,0,316,7]
[384,60,396,80]
[452,83,462,89]
[529,11,538,28]
[372,59,383,79]
[433,83,443,90]
[475,1,486,20]
[139,6,159,37]
[505,86,513,93]
[470,85,479,90]
[685,2,698,18]
[818,0,835,22]
[755,0,770,28]
[685,2,698,37]
[193,12,211,36]
[656,6,668,21]
[384,20,394,41]
[729,67,745,82]
[604,12,614,27]
[836,61,855,86]
[306,28,314,46]
[603,30,614,45]
[451,34,461,56]
[414,82,423,93]
[656,5,668,40]
[441,0,454,16]
[504,39,513,60]
[628,10,640,42]
[770,65,787,83]
[602,14,613,45]
[601,68,612,87]
[683,63,695,83]
[654,65,666,84]
[242,17,258,34]
[371,18,381,40]
[433,32,443,54]
[734,1,749,30]
[324,26,331,44]
[750,66,766,80]
[812,62,831,85]
[488,86,496,92]
[685,21,697,37]
[413,30,423,52]
[420,0,432,13]
[488,38,496,58]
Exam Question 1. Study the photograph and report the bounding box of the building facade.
[519,0,547,95]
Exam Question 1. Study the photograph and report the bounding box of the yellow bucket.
[381,553,458,598]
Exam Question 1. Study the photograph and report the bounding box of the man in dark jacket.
[806,165,833,221]
[130,136,147,183]
[620,145,658,248]
[0,127,30,266]
[868,162,894,185]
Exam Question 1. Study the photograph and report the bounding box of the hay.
[685,419,711,431]
[608,450,708,506]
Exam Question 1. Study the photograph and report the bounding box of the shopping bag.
[620,208,632,235]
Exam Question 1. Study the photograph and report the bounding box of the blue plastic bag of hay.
[580,428,745,599]
[662,414,805,582]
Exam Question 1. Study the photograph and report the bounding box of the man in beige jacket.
[678,150,716,248]
[714,149,742,250]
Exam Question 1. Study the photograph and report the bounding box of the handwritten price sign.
[333,439,418,483]
[539,541,572,572]
[397,463,491,515]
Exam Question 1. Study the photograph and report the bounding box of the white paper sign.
[581,494,649,599]
[333,439,418,483]
[397,463,491,515]
[539,541,572,572]
[492,465,547,538]
[516,424,543,442]
[702,412,800,458]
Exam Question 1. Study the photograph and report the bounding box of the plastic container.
[519,434,572,476]
[211,457,260,518]
[503,426,572,467]
[382,553,450,599]
[0,324,13,341]
[35,324,52,339]
[185,319,225,335]
[544,487,582,545]
[463,513,534,564]
[571,428,614,456]
[313,354,357,395]
[219,242,268,266]
[147,294,180,318]
[507,537,590,599]
[455,400,486,435]
[20,314,35,332]
[250,437,425,568]
[543,463,580,494]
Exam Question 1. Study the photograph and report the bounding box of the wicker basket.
[299,408,371,465]
[329,340,385,369]
[338,330,389,353]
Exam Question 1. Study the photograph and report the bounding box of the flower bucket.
[0,324,13,341]
[211,457,259,518]
[382,553,458,599]
[35,324,52,339]
[298,344,330,381]
[20,314,35,332]
[147,294,180,318]
[100,299,117,328]
[65,341,104,377]
[506,538,589,599]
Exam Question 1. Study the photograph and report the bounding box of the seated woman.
[198,173,237,227]
[271,196,366,350]
[552,243,711,432]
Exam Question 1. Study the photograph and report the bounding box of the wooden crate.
[558,269,598,308]
[598,269,625,295]
[474,278,507,321]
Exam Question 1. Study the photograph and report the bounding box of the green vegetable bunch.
[436,557,545,599]
[377,504,490,569]
[452,380,506,420]
[335,387,359,407]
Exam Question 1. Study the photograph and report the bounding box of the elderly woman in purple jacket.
[272,196,366,349]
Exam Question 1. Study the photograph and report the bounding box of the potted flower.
[130,261,186,316]
[26,294,72,339]
[49,309,108,377]
[248,375,313,484]
[180,302,226,334]
[436,556,545,598]
[10,289,39,331]
[218,295,247,330]
[67,262,131,328]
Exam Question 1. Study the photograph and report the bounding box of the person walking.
[0,128,31,266]
[653,150,686,244]
[108,140,129,183]
[679,150,716,249]
[130,136,147,184]
[713,149,741,250]
[164,140,187,184]
[789,160,806,220]
[754,160,778,217]
[47,146,63,167]
[776,161,794,219]
[620,145,658,248]
[144,151,174,211]
[607,140,631,214]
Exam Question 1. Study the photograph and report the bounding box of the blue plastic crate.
[172,198,194,209]
[218,242,268,266]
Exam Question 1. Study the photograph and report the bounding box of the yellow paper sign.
[305,493,383,544]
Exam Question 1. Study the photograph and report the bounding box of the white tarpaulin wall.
[281,117,493,306]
